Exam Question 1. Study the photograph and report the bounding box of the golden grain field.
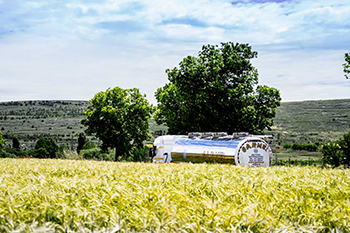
[0,158,349,232]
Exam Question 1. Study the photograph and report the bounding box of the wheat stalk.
[0,158,349,232]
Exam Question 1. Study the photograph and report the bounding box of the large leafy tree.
[344,52,350,79]
[81,87,153,161]
[155,42,281,134]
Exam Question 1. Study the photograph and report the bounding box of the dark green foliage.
[34,137,58,159]
[1,99,349,149]
[344,52,350,79]
[77,133,86,153]
[155,42,281,134]
[3,147,26,158]
[320,132,350,167]
[339,131,350,165]
[279,158,317,166]
[129,146,150,162]
[1,98,350,163]
[82,141,96,150]
[283,143,319,152]
[0,150,17,158]
[79,147,114,161]
[81,87,154,161]
[12,137,20,150]
[0,134,26,158]
[0,130,5,151]
[0,131,4,143]
[290,143,318,151]
[78,146,149,162]
[80,147,102,160]
[34,148,50,159]
[321,142,342,167]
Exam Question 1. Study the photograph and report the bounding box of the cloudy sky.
[0,0,349,104]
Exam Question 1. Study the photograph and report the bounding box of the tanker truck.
[152,132,276,167]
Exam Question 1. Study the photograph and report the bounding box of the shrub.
[82,141,96,150]
[3,147,26,158]
[279,158,318,167]
[339,131,350,165]
[305,143,318,151]
[34,147,50,159]
[100,149,115,161]
[79,147,114,161]
[321,142,342,167]
[79,146,148,162]
[129,146,150,162]
[0,130,5,151]
[0,150,17,158]
[33,137,58,159]
[290,143,318,152]
[321,132,350,167]
[56,148,83,160]
[79,147,100,160]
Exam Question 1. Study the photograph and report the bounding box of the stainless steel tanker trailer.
[152,132,277,167]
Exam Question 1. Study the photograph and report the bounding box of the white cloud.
[0,0,349,104]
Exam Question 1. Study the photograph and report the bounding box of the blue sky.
[0,0,349,104]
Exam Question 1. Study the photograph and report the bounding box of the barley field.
[0,159,349,232]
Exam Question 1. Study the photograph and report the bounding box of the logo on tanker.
[241,141,268,153]
[236,140,270,165]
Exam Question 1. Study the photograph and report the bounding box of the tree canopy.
[81,87,153,161]
[154,42,281,135]
[344,52,350,79]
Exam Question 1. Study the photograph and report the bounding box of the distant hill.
[273,99,350,145]
[0,99,349,149]
[0,100,166,149]
[0,100,89,149]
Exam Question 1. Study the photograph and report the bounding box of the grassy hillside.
[0,99,349,149]
[0,100,166,149]
[0,100,88,149]
[273,99,350,145]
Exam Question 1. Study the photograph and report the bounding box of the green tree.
[344,52,350,79]
[321,142,342,167]
[0,130,6,151]
[154,42,281,134]
[34,137,58,159]
[339,131,350,165]
[81,87,154,161]
[12,137,20,150]
[77,133,86,154]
